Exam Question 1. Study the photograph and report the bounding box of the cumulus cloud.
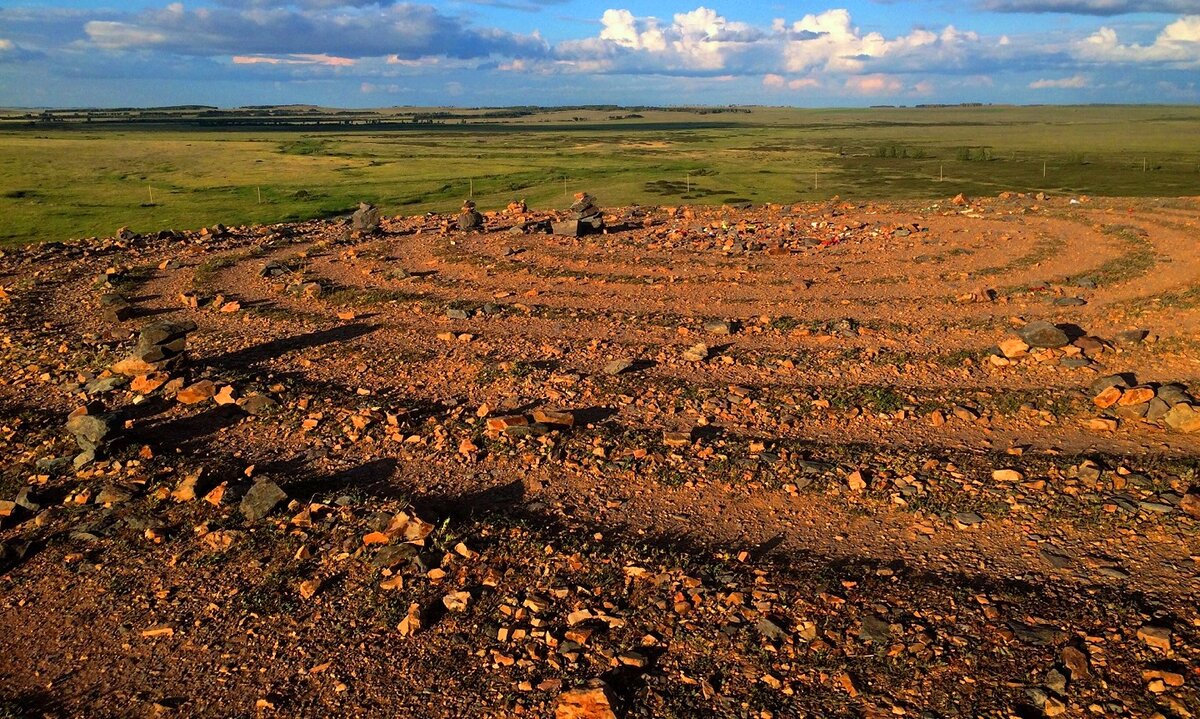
[82,2,547,61]
[1029,73,1090,87]
[980,0,1200,15]
[783,10,981,74]
[1075,15,1200,65]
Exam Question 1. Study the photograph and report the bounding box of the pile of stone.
[111,320,197,376]
[65,405,117,468]
[98,293,135,323]
[351,202,381,233]
[553,192,604,237]
[991,321,1146,369]
[1090,375,1200,432]
[458,200,484,231]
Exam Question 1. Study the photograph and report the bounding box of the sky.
[0,0,1198,107]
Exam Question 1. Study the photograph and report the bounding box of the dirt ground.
[0,193,1198,719]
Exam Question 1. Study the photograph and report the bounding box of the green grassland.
[1,104,1199,246]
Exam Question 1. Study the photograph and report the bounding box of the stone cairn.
[351,202,381,233]
[553,192,604,237]
[458,200,484,231]
[111,320,198,377]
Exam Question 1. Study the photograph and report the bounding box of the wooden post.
[1043,161,1047,178]
[469,178,474,198]
[939,164,943,182]
[257,186,262,204]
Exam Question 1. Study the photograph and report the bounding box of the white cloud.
[0,39,12,51]
[845,73,904,94]
[1029,74,1090,88]
[1075,15,1200,66]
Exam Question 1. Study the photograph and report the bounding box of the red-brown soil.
[0,194,1198,718]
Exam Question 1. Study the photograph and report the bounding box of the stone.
[603,359,633,376]
[663,431,692,447]
[446,308,471,320]
[95,485,133,505]
[953,511,984,527]
[457,200,483,231]
[114,320,197,376]
[351,202,381,232]
[1086,418,1118,431]
[1092,386,1123,409]
[1053,297,1087,307]
[1091,374,1131,395]
[859,615,892,643]
[99,293,135,323]
[85,376,127,395]
[239,394,279,416]
[757,617,789,642]
[1137,625,1171,652]
[704,319,734,335]
[1114,328,1148,345]
[1061,646,1090,679]
[555,684,617,719]
[992,469,1023,482]
[681,344,709,362]
[1156,383,1193,406]
[176,380,216,404]
[1018,321,1069,348]
[66,413,114,453]
[240,480,287,521]
[487,415,528,432]
[260,261,289,278]
[998,337,1030,359]
[1117,386,1155,406]
[1164,404,1200,433]
[1180,491,1200,518]
[532,409,574,427]
[1146,398,1171,422]
[1073,336,1105,355]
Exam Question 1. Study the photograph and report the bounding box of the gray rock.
[1114,329,1148,345]
[1090,374,1131,395]
[603,359,634,376]
[859,615,892,643]
[95,485,133,505]
[953,511,984,526]
[1053,297,1087,307]
[99,293,135,323]
[704,319,734,335]
[351,202,381,232]
[756,617,789,642]
[1156,383,1193,406]
[66,413,114,453]
[85,376,127,395]
[1146,398,1171,422]
[240,480,287,521]
[239,394,279,416]
[446,308,471,320]
[1018,321,1069,348]
[371,542,417,568]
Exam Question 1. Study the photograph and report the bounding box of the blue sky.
[1,0,1198,107]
